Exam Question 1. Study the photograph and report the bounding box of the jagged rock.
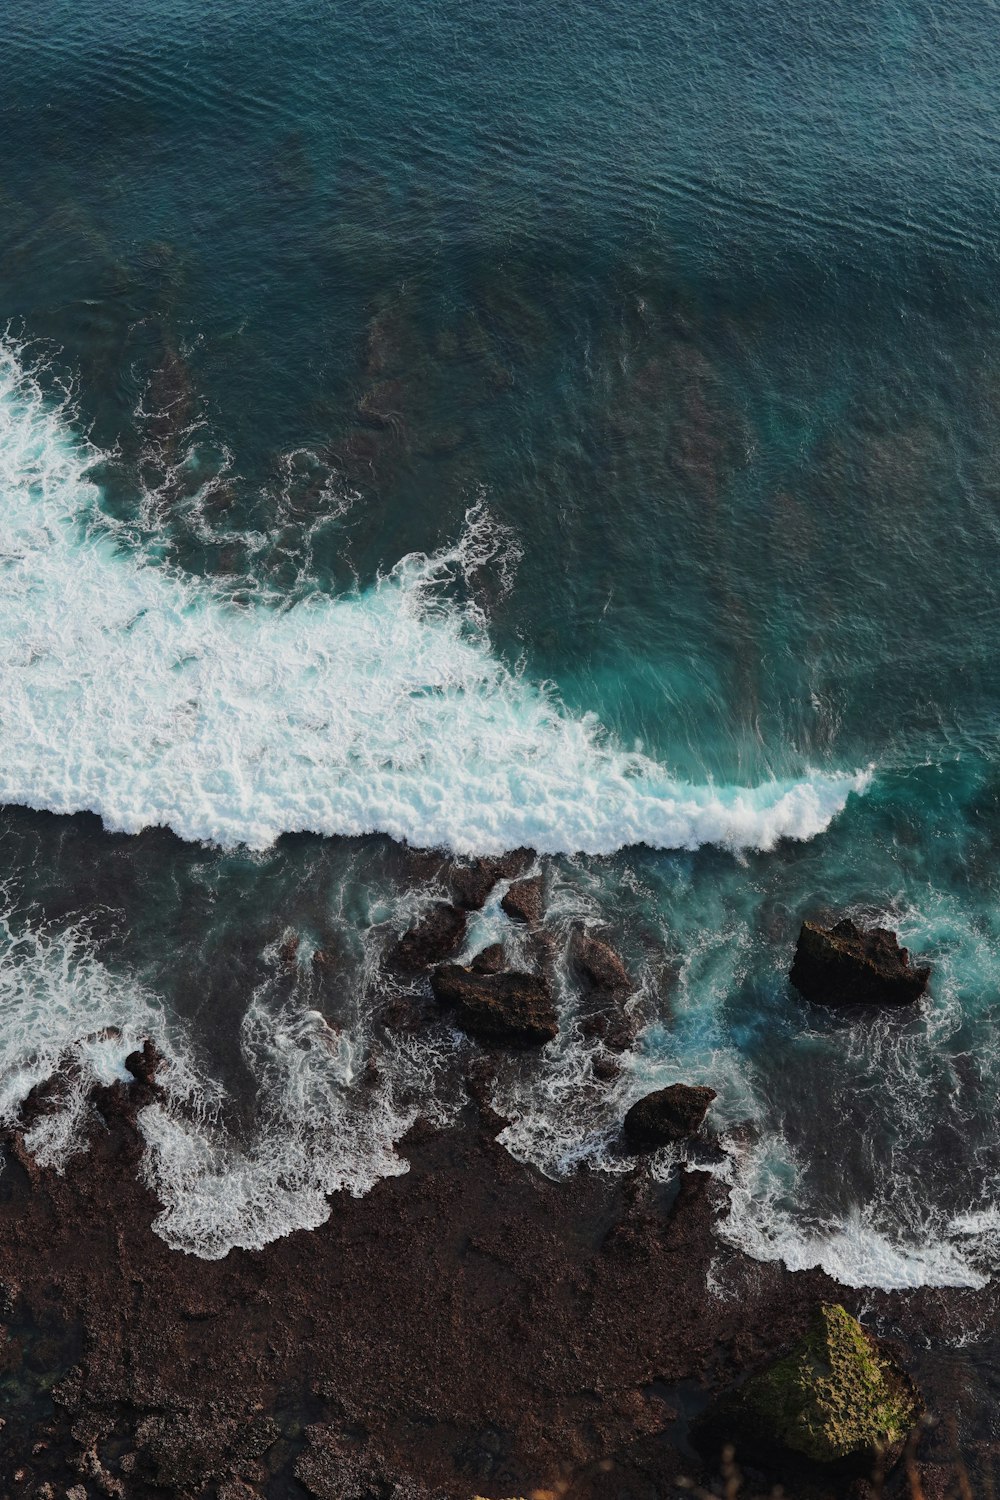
[470,943,507,974]
[570,930,631,993]
[500,876,544,926]
[392,903,467,972]
[124,1040,164,1090]
[568,930,635,1050]
[431,965,557,1046]
[78,1443,125,1498]
[696,1304,922,1471]
[790,918,930,1007]
[623,1083,716,1149]
[449,850,534,910]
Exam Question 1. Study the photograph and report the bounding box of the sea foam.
[0,341,865,856]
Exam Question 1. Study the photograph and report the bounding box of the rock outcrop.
[697,1303,922,1472]
[570,930,631,993]
[470,942,507,974]
[501,875,544,926]
[623,1083,716,1149]
[124,1039,164,1090]
[448,850,534,910]
[431,964,558,1046]
[790,918,930,1007]
[568,929,637,1051]
[392,903,467,971]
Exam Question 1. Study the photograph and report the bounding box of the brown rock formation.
[500,875,544,926]
[392,903,467,972]
[623,1083,717,1149]
[790,918,930,1007]
[431,964,558,1046]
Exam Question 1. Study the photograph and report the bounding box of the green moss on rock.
[733,1304,921,1464]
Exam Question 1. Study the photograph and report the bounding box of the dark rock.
[296,1424,445,1500]
[392,903,467,972]
[623,1083,717,1149]
[695,1304,922,1475]
[448,850,534,910]
[580,1005,639,1053]
[464,1056,510,1135]
[133,1411,279,1488]
[500,875,544,926]
[124,1040,164,1090]
[567,930,636,1051]
[431,965,558,1047]
[379,995,423,1033]
[470,943,506,974]
[18,1070,76,1132]
[570,930,631,993]
[790,918,930,1008]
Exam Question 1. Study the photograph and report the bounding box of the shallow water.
[1,0,1000,1288]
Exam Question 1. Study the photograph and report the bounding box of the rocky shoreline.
[0,1042,998,1499]
[0,865,997,1500]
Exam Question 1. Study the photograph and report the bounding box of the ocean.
[2,0,1000,1291]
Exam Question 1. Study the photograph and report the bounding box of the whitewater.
[0,342,865,857]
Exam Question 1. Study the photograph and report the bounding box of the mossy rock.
[725,1304,921,1467]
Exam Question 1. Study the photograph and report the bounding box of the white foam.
[715,1133,991,1291]
[0,891,467,1258]
[0,901,211,1169]
[139,994,464,1259]
[0,340,866,856]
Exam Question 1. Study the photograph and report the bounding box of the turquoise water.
[1,0,1000,1284]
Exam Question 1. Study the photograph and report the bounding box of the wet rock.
[431,965,558,1047]
[18,1070,76,1132]
[464,1057,510,1135]
[623,1083,717,1149]
[392,903,467,972]
[470,943,507,974]
[217,1483,261,1500]
[500,876,544,926]
[78,1443,125,1498]
[790,918,930,1007]
[580,1005,639,1053]
[448,850,534,910]
[696,1304,922,1473]
[124,1040,164,1090]
[570,930,631,993]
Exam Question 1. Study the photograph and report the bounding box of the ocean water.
[1,0,1000,1287]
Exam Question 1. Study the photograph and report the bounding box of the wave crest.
[0,341,866,854]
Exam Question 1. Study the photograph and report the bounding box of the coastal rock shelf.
[0,1047,985,1496]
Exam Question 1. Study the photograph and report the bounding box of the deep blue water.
[1,0,1000,1288]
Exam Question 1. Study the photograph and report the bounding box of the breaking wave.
[0,340,865,856]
